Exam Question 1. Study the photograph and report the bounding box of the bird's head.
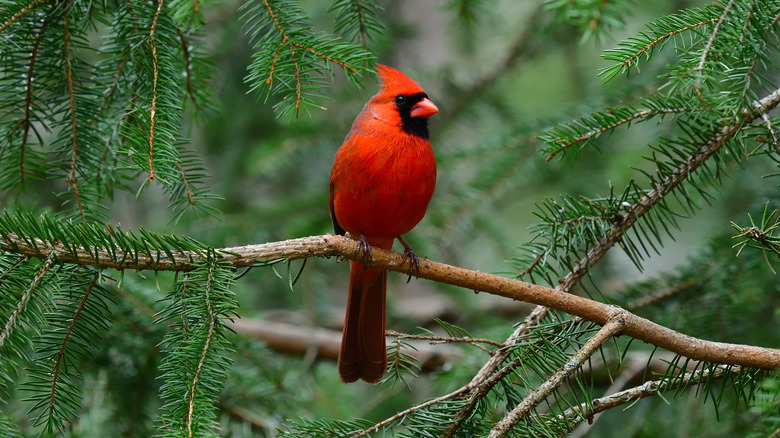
[370,64,438,139]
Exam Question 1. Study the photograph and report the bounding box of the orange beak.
[410,98,439,118]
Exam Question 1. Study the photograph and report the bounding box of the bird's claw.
[355,234,372,267]
[400,246,420,283]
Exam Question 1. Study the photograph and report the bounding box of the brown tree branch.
[1,232,778,370]
[230,319,460,372]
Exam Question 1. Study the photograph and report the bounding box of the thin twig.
[694,0,735,91]
[18,14,47,184]
[0,254,56,351]
[147,0,165,181]
[626,278,702,311]
[557,365,737,433]
[177,29,200,112]
[176,160,195,205]
[385,329,503,353]
[354,0,367,50]
[49,273,99,420]
[291,43,357,73]
[0,0,47,35]
[187,260,217,438]
[349,386,472,438]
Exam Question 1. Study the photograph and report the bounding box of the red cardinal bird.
[329,65,438,383]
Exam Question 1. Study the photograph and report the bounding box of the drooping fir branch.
[0,253,56,405]
[62,1,86,221]
[240,0,375,116]
[0,0,219,221]
[328,0,384,50]
[156,255,238,436]
[25,269,112,434]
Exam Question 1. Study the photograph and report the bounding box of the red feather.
[330,65,438,383]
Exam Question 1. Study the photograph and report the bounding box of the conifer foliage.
[0,0,778,437]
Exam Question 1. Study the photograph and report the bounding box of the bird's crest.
[376,64,425,94]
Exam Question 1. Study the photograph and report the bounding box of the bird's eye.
[394,95,406,105]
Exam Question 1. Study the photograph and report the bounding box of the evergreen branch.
[157,256,237,436]
[264,0,287,38]
[440,141,530,240]
[441,355,528,437]
[241,0,373,116]
[93,48,130,127]
[63,5,85,221]
[546,0,637,40]
[487,319,625,438]
[0,253,55,351]
[0,0,46,35]
[601,9,720,80]
[291,42,356,73]
[557,365,737,432]
[557,85,780,294]
[329,0,384,49]
[544,107,692,162]
[147,0,165,181]
[354,1,367,49]
[2,231,778,369]
[47,272,98,423]
[187,259,217,438]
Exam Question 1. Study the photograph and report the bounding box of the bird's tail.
[338,261,387,383]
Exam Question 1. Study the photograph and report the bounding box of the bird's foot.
[398,236,420,283]
[355,234,372,266]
